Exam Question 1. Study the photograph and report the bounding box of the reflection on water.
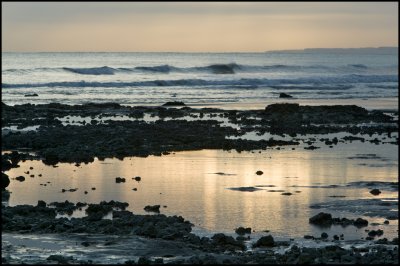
[4,141,398,240]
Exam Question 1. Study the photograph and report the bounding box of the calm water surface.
[5,139,398,241]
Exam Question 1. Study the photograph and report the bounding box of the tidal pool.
[4,139,398,241]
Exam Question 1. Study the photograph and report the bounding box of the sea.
[2,48,399,243]
[1,48,398,108]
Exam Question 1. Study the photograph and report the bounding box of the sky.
[2,2,398,52]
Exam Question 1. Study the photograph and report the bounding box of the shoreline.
[2,101,398,264]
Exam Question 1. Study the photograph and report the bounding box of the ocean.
[1,49,398,107]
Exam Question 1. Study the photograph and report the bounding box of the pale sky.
[2,2,398,52]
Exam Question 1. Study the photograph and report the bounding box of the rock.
[353,218,368,227]
[115,177,126,183]
[46,255,72,264]
[2,173,10,190]
[15,176,25,182]
[333,235,339,240]
[211,233,245,250]
[368,229,383,237]
[304,145,320,150]
[321,232,328,239]
[304,235,314,240]
[279,93,293,98]
[137,256,152,265]
[134,176,141,181]
[37,200,47,208]
[235,227,251,235]
[91,187,96,190]
[144,205,160,213]
[256,170,263,175]
[24,93,39,97]
[162,101,186,107]
[309,212,332,225]
[228,186,262,192]
[132,188,137,191]
[370,189,381,195]
[281,192,293,196]
[254,235,274,247]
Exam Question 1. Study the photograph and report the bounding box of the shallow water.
[4,137,398,241]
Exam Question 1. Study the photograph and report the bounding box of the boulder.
[353,218,368,227]
[2,173,10,190]
[253,235,275,247]
[256,170,263,175]
[309,212,332,225]
[235,227,251,235]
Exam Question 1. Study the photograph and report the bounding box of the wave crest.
[63,66,115,75]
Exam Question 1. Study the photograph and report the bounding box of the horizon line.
[2,46,398,53]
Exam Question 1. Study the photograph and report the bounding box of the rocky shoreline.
[2,102,398,264]
[2,202,398,264]
[2,102,397,165]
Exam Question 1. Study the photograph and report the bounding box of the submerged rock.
[15,176,25,182]
[144,205,160,213]
[235,227,251,235]
[370,189,381,195]
[115,177,126,183]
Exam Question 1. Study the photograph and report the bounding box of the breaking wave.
[3,63,383,75]
[63,66,116,75]
[2,75,397,89]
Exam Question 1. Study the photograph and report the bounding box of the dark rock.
[279,93,293,98]
[162,101,186,107]
[211,233,245,250]
[253,235,274,247]
[370,189,381,195]
[144,205,160,213]
[256,170,263,175]
[37,200,47,208]
[137,256,151,265]
[304,235,314,239]
[321,232,328,239]
[304,145,320,150]
[353,218,368,227]
[46,255,72,263]
[24,93,39,97]
[235,227,251,235]
[2,173,10,190]
[384,220,389,225]
[115,177,126,183]
[281,192,292,196]
[228,186,262,192]
[15,176,25,182]
[333,235,339,240]
[134,176,141,181]
[309,212,332,225]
